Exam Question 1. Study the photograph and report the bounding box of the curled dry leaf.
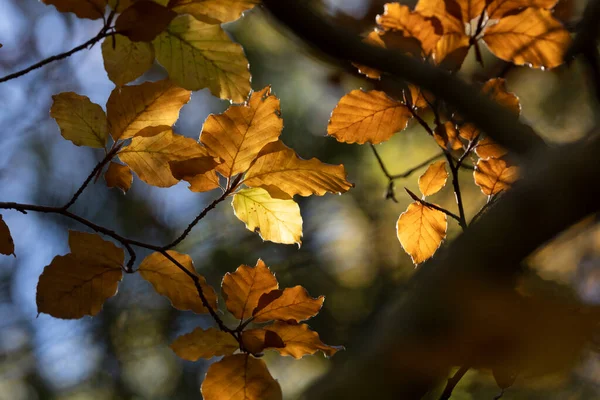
[474,157,519,195]
[115,1,177,42]
[434,121,463,151]
[0,214,15,257]
[169,156,221,193]
[105,162,133,194]
[252,285,324,323]
[50,92,108,148]
[102,35,155,87]
[397,202,447,265]
[42,0,106,19]
[170,327,238,360]
[169,0,260,24]
[418,160,448,196]
[262,321,343,359]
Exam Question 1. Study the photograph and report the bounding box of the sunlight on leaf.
[397,202,447,265]
[104,162,133,194]
[115,1,176,42]
[434,121,463,151]
[42,0,106,19]
[262,322,343,359]
[252,286,324,323]
[482,78,521,114]
[416,0,465,33]
[418,160,448,196]
[474,157,519,195]
[170,327,238,360]
[354,31,384,79]
[456,0,486,23]
[487,0,558,19]
[241,329,285,354]
[169,157,221,192]
[0,215,15,257]
[377,3,440,55]
[50,92,108,148]
[475,137,508,159]
[169,0,259,24]
[102,35,155,87]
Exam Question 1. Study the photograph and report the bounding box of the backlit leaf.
[457,0,486,23]
[118,127,208,187]
[50,92,108,148]
[153,15,251,102]
[482,78,520,115]
[42,0,106,19]
[243,141,353,198]
[397,202,447,265]
[36,231,124,319]
[169,157,221,192]
[201,87,282,177]
[435,32,470,67]
[102,35,155,87]
[459,123,479,141]
[354,31,384,79]
[416,0,465,33]
[241,329,285,354]
[170,327,238,360]
[483,8,571,69]
[434,121,463,150]
[201,354,282,400]
[262,322,343,359]
[487,0,559,19]
[418,160,448,196]
[232,188,303,246]
[169,0,259,24]
[474,157,519,195]
[115,1,176,42]
[0,215,15,257]
[475,137,508,159]
[105,162,133,194]
[252,286,324,323]
[221,259,279,320]
[107,79,191,141]
[138,250,217,313]
[405,84,432,109]
[328,90,412,144]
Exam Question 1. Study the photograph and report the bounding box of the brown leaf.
[169,157,220,192]
[241,329,285,354]
[170,327,238,360]
[36,231,124,319]
[105,162,133,194]
[418,160,448,196]
[354,31,384,79]
[459,123,479,141]
[397,202,447,265]
[405,84,432,109]
[434,121,463,150]
[328,90,412,144]
[201,354,282,400]
[138,251,217,314]
[42,0,106,19]
[115,1,177,42]
[169,0,259,24]
[475,137,508,159]
[435,31,470,68]
[456,0,486,23]
[102,35,155,87]
[263,322,343,359]
[474,157,519,195]
[252,286,324,323]
[416,0,464,33]
[0,215,15,257]
[50,92,108,148]
[221,259,279,320]
[482,78,521,114]
[487,0,559,19]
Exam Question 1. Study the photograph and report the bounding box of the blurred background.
[1,0,600,398]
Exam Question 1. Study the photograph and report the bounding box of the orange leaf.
[138,251,217,314]
[482,78,521,115]
[0,215,15,257]
[263,322,343,359]
[42,0,106,19]
[397,202,447,265]
[354,31,384,79]
[405,84,432,109]
[36,231,124,319]
[115,1,177,42]
[169,0,259,24]
[241,329,285,354]
[434,122,463,151]
[201,354,282,400]
[200,87,282,177]
[459,123,479,141]
[418,160,448,196]
[221,259,279,320]
[102,35,155,87]
[105,162,133,194]
[252,286,324,323]
[456,0,486,23]
[435,32,470,68]
[328,90,412,144]
[170,327,239,360]
[475,137,508,159]
[169,157,221,193]
[487,0,559,19]
[474,157,519,195]
[416,0,464,33]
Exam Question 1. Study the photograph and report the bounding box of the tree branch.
[439,365,470,400]
[405,187,462,225]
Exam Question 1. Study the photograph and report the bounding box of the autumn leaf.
[106,79,191,141]
[200,87,282,177]
[201,354,282,400]
[102,35,155,87]
[170,327,238,360]
[252,285,324,323]
[482,8,571,69]
[418,160,448,196]
[475,137,508,159]
[328,90,412,144]
[36,231,124,319]
[456,0,486,23]
[169,0,259,24]
[105,162,133,194]
[397,202,447,265]
[487,0,559,19]
[241,329,285,354]
[232,187,303,246]
[459,123,479,141]
[118,127,209,187]
[138,250,218,313]
[221,259,279,320]
[243,141,353,198]
[115,1,177,42]
[0,215,15,257]
[435,32,470,68]
[261,322,343,359]
[50,92,108,148]
[354,31,384,79]
[474,157,519,195]
[434,122,463,151]
[153,15,251,102]
[42,0,106,19]
[416,0,464,33]
[482,78,521,115]
[405,84,432,109]
[169,157,221,192]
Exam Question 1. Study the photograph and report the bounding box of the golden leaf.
[459,123,479,141]
[201,354,282,400]
[418,160,448,196]
[105,162,133,194]
[475,137,508,159]
[42,0,106,19]
[487,0,559,19]
[169,157,221,192]
[262,322,343,359]
[328,90,412,144]
[474,157,519,195]
[102,35,155,87]
[169,0,259,24]
[241,329,285,354]
[0,215,15,257]
[435,31,470,68]
[118,127,208,187]
[456,0,486,23]
[115,1,176,42]
[170,327,238,360]
[482,78,521,114]
[354,31,384,79]
[221,259,279,320]
[397,202,447,265]
[434,121,463,150]
[416,0,465,33]
[483,8,571,69]
[50,92,108,148]
[405,84,432,109]
[153,15,251,102]
[106,79,191,141]
[252,286,324,323]
[138,250,217,313]
[201,87,282,177]
[231,188,303,246]
[36,231,124,319]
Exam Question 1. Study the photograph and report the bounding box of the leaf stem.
[439,365,470,400]
[404,188,462,224]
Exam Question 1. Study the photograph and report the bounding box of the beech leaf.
[170,327,238,360]
[487,0,559,19]
[102,35,155,87]
[50,92,108,148]
[354,31,384,79]
[262,321,343,359]
[482,78,521,115]
[105,162,133,194]
[418,160,448,196]
[252,285,324,323]
[241,329,285,354]
[115,1,177,42]
[397,202,447,265]
[434,122,463,151]
[0,215,15,257]
[475,137,508,159]
[474,157,519,195]
[42,0,106,19]
[169,157,221,192]
[169,0,259,24]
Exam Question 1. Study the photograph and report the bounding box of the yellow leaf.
[115,1,176,42]
[169,0,259,24]
[243,141,353,198]
[241,329,285,354]
[435,31,470,68]
[475,137,508,159]
[354,31,384,79]
[169,157,221,192]
[105,162,133,194]
[153,15,251,102]
[456,0,486,23]
[396,202,447,265]
[263,322,343,359]
[416,0,465,33]
[50,92,108,148]
[106,79,191,141]
[102,35,155,87]
[200,87,282,177]
[36,231,124,319]
[0,215,15,257]
[201,354,282,400]
[474,157,519,195]
[221,259,279,320]
[418,160,448,196]
[482,78,521,115]
[42,0,106,19]
[482,8,571,69]
[232,187,303,246]
[487,0,558,19]
[434,121,463,151]
[138,250,217,313]
[252,285,324,323]
[328,90,412,144]
[405,84,432,109]
[118,127,207,187]
[170,327,238,360]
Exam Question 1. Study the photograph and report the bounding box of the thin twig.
[439,365,470,400]
[391,153,446,179]
[404,188,462,224]
[445,153,468,231]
